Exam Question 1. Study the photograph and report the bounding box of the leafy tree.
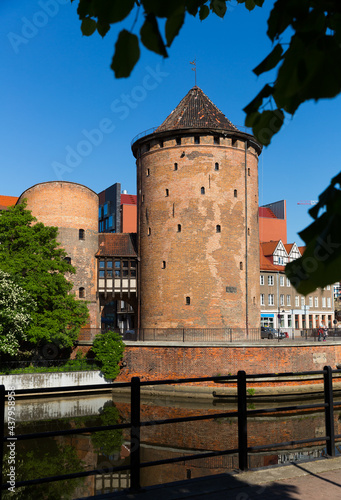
[72,0,341,294]
[0,202,89,350]
[91,404,123,457]
[0,270,36,356]
[92,330,125,379]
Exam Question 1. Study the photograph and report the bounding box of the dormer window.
[79,229,85,240]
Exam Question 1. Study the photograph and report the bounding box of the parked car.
[261,327,287,339]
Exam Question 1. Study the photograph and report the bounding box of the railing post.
[130,377,141,491]
[237,370,248,470]
[183,329,185,342]
[324,365,335,456]
[0,385,5,500]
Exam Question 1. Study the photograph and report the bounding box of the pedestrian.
[318,323,324,341]
[323,326,328,341]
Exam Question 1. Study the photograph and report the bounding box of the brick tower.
[18,181,100,328]
[132,86,262,331]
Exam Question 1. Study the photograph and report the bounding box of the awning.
[261,313,274,317]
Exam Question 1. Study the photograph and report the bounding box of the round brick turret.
[132,87,262,330]
[17,181,99,328]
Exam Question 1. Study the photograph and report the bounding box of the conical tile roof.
[156,86,239,132]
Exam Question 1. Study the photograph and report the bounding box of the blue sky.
[2,0,340,244]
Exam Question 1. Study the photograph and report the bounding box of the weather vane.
[190,59,197,86]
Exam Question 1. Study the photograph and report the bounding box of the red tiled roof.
[0,195,18,208]
[260,244,285,272]
[156,86,239,132]
[96,233,137,257]
[259,207,277,218]
[284,244,294,253]
[121,194,137,205]
[261,241,280,256]
[298,246,306,255]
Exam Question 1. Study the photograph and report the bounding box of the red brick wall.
[135,133,260,330]
[117,344,341,383]
[19,181,100,328]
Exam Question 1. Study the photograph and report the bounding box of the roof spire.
[190,59,197,86]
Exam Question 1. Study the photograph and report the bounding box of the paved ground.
[81,456,341,500]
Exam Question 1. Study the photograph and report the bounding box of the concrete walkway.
[81,456,341,500]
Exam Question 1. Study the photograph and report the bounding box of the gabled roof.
[156,86,239,133]
[121,194,137,205]
[284,244,294,253]
[260,244,285,271]
[261,241,281,257]
[96,233,137,257]
[259,207,277,218]
[298,246,306,255]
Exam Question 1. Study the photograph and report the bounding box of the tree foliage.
[0,202,89,350]
[92,330,125,380]
[72,0,341,293]
[0,270,36,356]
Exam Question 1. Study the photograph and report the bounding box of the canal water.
[2,390,341,499]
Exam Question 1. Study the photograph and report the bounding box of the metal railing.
[1,367,341,497]
[127,327,341,342]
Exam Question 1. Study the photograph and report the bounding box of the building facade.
[132,86,262,330]
[260,241,334,329]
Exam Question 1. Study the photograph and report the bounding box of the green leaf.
[199,5,210,20]
[253,44,283,76]
[94,0,135,24]
[251,109,284,146]
[111,30,140,78]
[285,174,341,295]
[96,21,110,38]
[245,0,256,11]
[140,13,168,57]
[210,0,227,18]
[81,17,97,36]
[243,84,274,115]
[166,6,185,46]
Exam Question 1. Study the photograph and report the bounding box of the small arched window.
[216,225,221,233]
[194,136,200,144]
[234,189,237,198]
[177,224,182,233]
[240,262,243,270]
[201,187,205,195]
[186,296,191,305]
[79,287,85,298]
[64,257,71,264]
[215,162,219,171]
[174,163,178,171]
[79,229,85,240]
[148,227,151,236]
[165,189,169,197]
[162,261,166,269]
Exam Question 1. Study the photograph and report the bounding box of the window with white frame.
[309,296,313,307]
[260,293,265,305]
[315,297,318,307]
[287,294,291,306]
[260,275,264,286]
[327,285,331,290]
[280,276,284,286]
[327,297,331,308]
[322,297,326,307]
[286,278,291,287]
[280,294,284,306]
[295,296,299,307]
[268,294,274,306]
[268,275,274,286]
[301,297,305,306]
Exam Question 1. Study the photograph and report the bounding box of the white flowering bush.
[0,270,36,356]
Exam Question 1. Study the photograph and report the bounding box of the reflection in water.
[3,393,341,498]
